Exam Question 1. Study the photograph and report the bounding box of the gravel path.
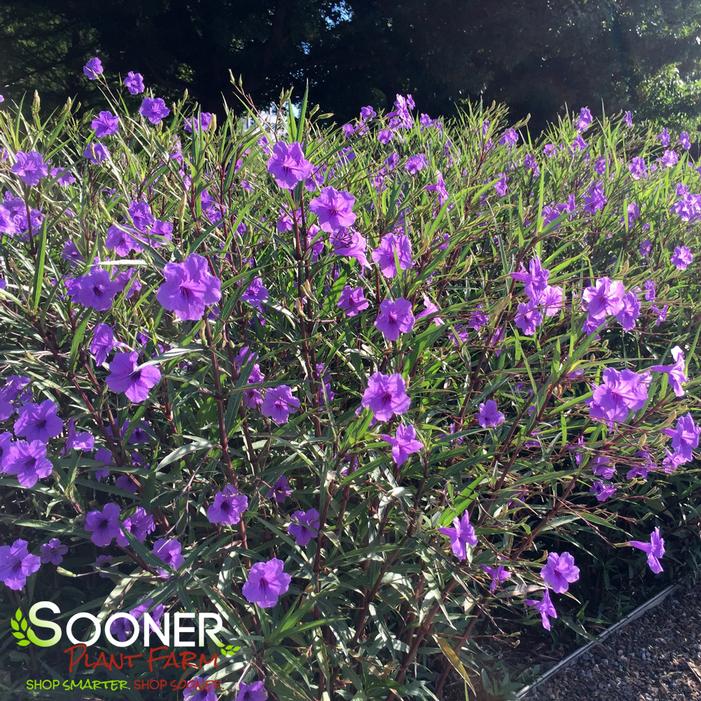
[524,580,701,701]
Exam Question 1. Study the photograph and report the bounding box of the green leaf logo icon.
[217,641,240,657]
[9,608,56,648]
[10,609,32,647]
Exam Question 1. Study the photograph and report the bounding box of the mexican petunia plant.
[0,61,699,700]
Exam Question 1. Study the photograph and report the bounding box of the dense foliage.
[0,63,700,701]
[3,1,701,130]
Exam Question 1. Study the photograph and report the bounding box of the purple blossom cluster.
[0,63,699,699]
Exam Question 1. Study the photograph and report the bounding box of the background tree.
[1,0,701,129]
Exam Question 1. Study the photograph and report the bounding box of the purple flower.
[361,372,411,422]
[658,127,671,147]
[375,298,415,341]
[477,399,505,429]
[51,167,76,187]
[261,385,300,425]
[614,290,640,331]
[380,423,423,466]
[671,245,693,270]
[629,156,647,180]
[242,558,291,608]
[671,189,701,223]
[439,510,478,560]
[85,503,122,547]
[11,151,48,186]
[139,97,170,125]
[309,187,356,233]
[511,257,549,302]
[91,111,119,137]
[64,419,94,453]
[66,268,121,311]
[90,323,116,365]
[650,346,687,397]
[330,228,370,267]
[241,277,269,312]
[372,232,413,278]
[184,112,214,133]
[14,399,62,443]
[106,351,161,403]
[626,450,656,481]
[405,153,427,174]
[243,364,265,409]
[0,192,43,236]
[525,589,557,630]
[129,200,155,231]
[581,277,625,322]
[680,131,691,150]
[643,279,656,302]
[62,240,82,264]
[417,294,444,326]
[106,224,140,256]
[583,181,607,214]
[267,142,313,189]
[652,304,669,325]
[629,527,665,574]
[524,153,540,177]
[640,239,652,257]
[184,677,218,701]
[576,106,593,132]
[425,170,449,204]
[4,440,53,487]
[0,376,30,421]
[236,681,268,701]
[483,565,511,593]
[499,128,519,147]
[360,105,376,120]
[152,538,184,577]
[40,538,68,566]
[591,455,615,480]
[540,285,564,317]
[514,301,543,336]
[626,201,640,227]
[288,508,320,546]
[338,285,369,317]
[589,368,650,427]
[268,475,292,504]
[0,539,40,590]
[591,480,616,502]
[83,142,110,164]
[624,110,633,127]
[494,172,508,197]
[118,507,155,545]
[83,57,103,80]
[123,71,145,95]
[660,149,678,168]
[157,254,222,320]
[207,485,248,525]
[540,552,579,594]
[663,413,699,463]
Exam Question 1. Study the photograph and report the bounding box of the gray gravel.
[524,580,701,701]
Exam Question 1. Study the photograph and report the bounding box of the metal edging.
[514,584,679,699]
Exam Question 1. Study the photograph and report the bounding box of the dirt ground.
[523,580,701,701]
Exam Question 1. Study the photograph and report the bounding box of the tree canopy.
[2,0,701,128]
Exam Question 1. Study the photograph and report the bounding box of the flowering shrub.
[0,64,699,700]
